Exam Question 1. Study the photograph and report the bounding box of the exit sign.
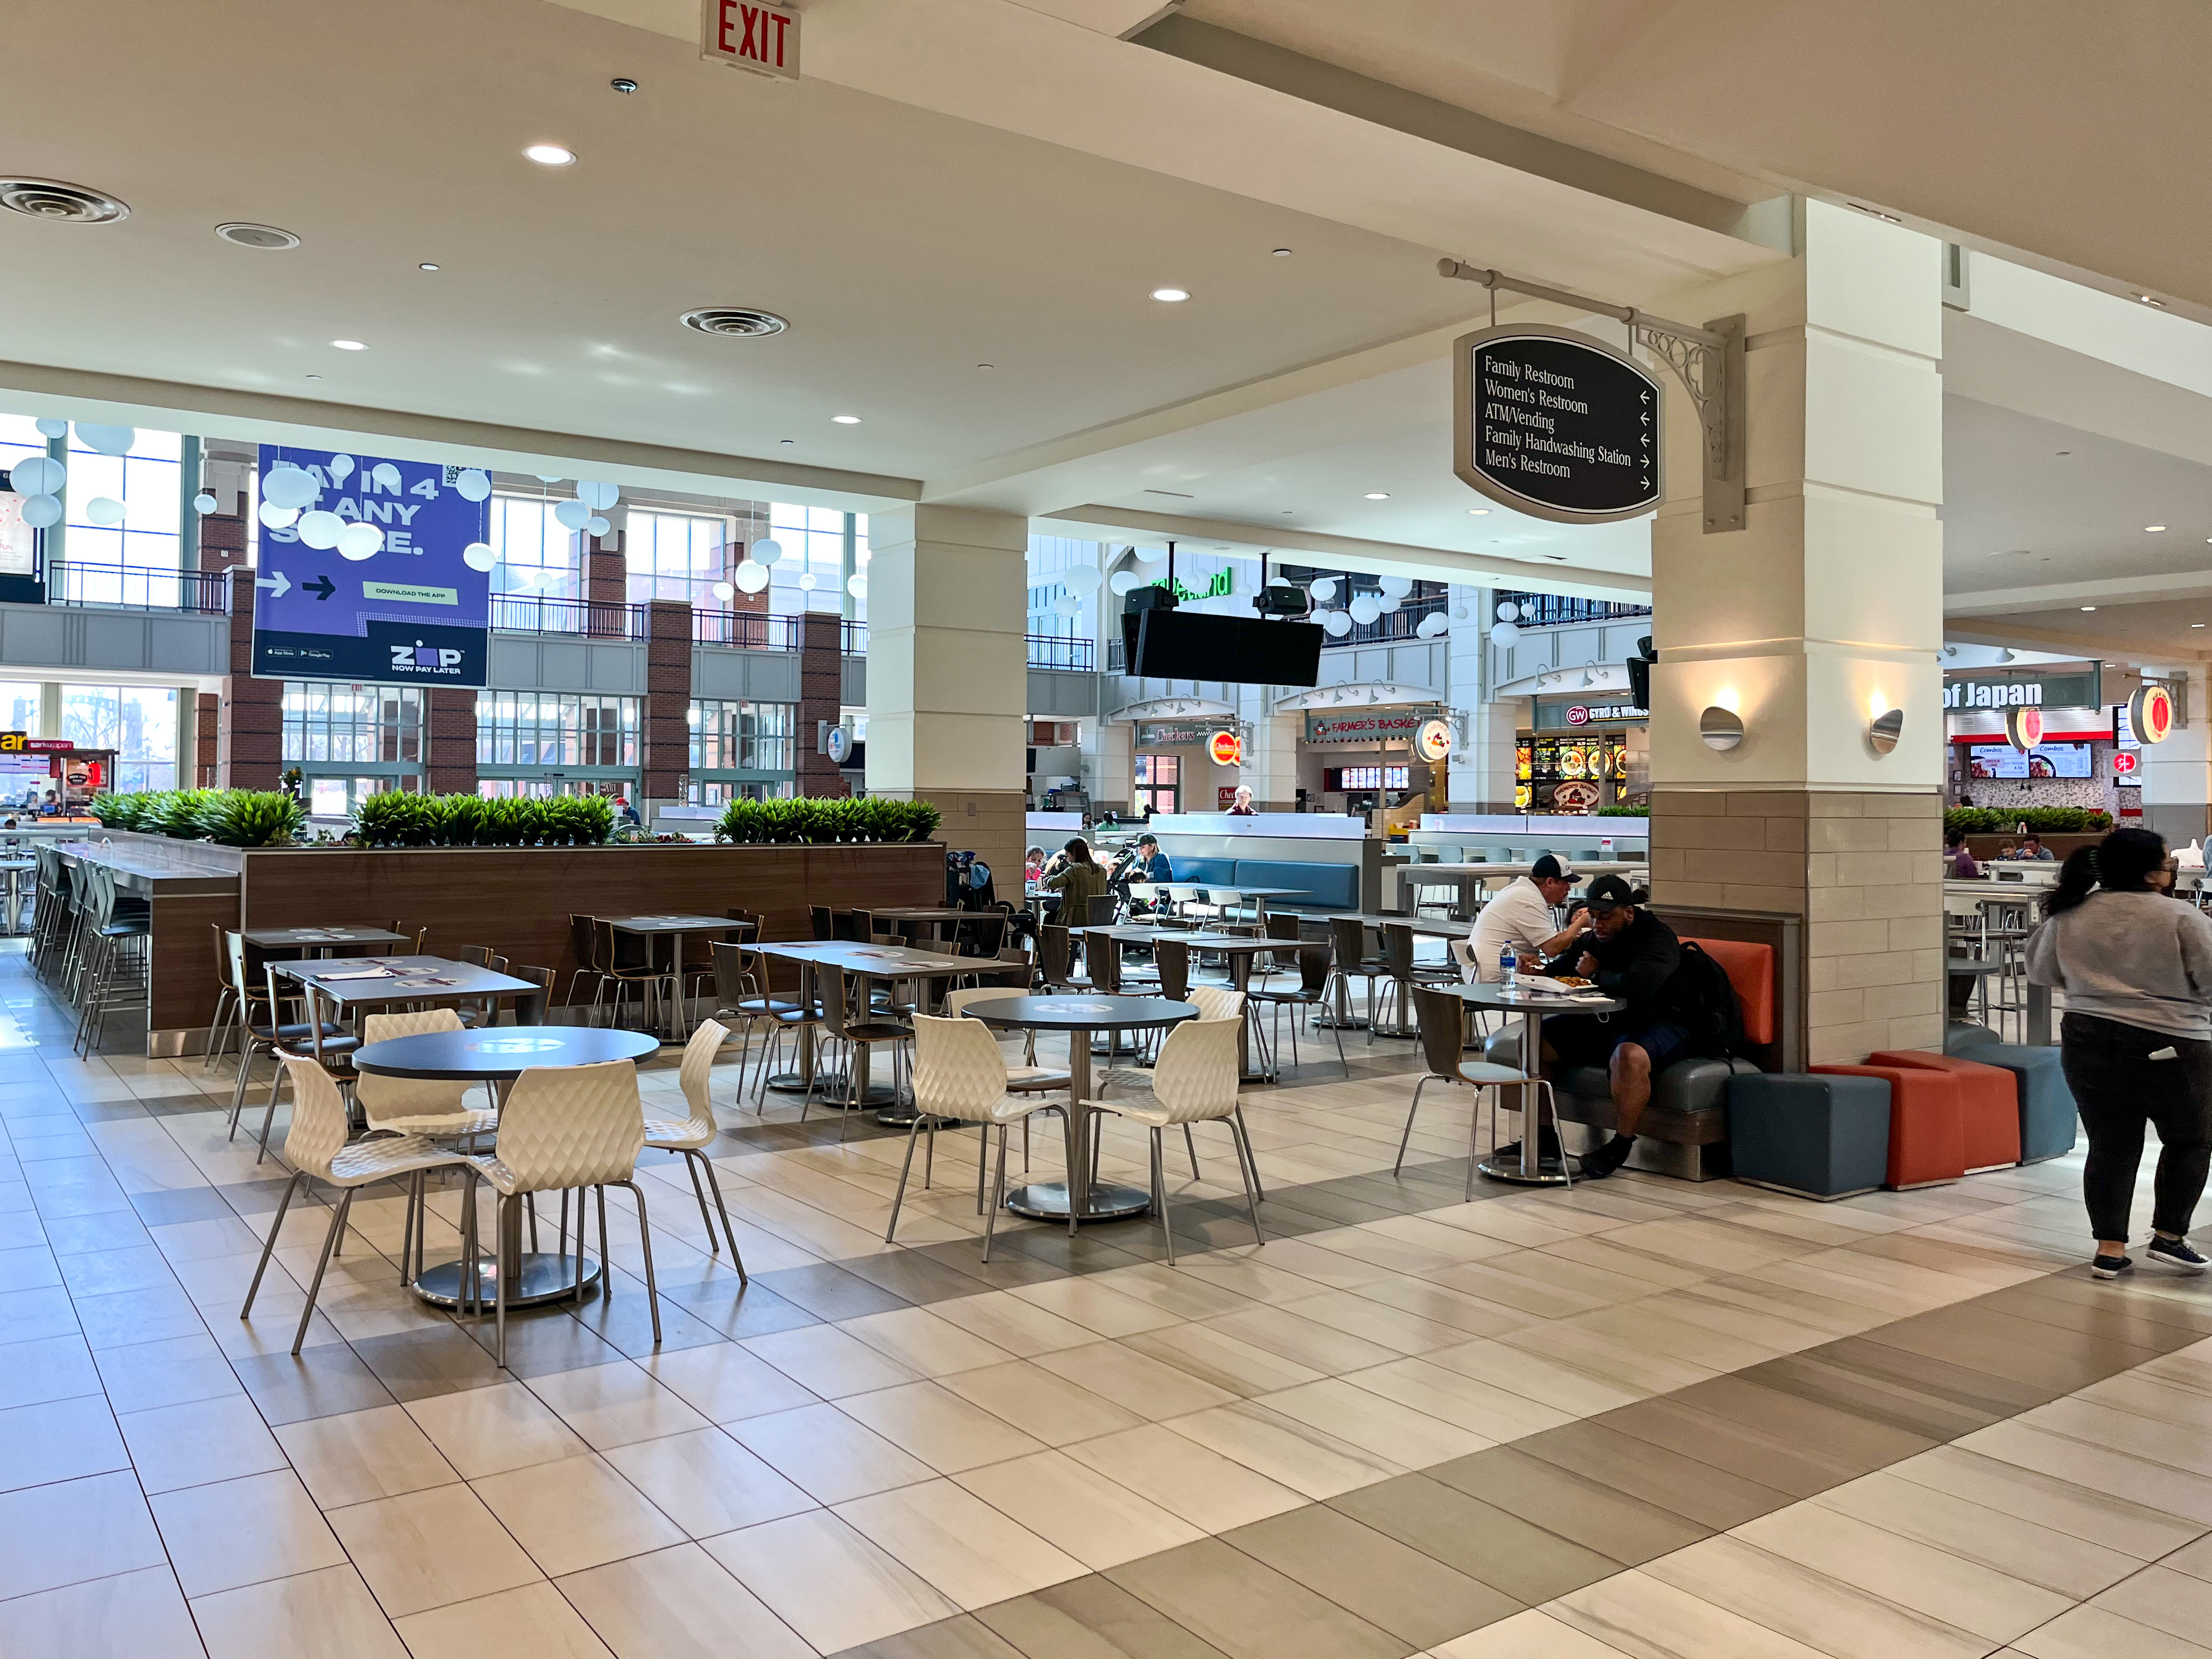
[702,0,799,80]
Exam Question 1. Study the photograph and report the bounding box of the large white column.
[1090,717,1133,817]
[1448,589,1516,811]
[2141,666,2212,848]
[1240,712,1301,812]
[864,505,1029,876]
[1648,200,1947,1065]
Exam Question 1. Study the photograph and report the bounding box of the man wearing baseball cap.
[1464,854,1589,984]
[1537,873,1695,1179]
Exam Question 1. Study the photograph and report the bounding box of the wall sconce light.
[1700,705,1745,751]
[1869,707,1904,755]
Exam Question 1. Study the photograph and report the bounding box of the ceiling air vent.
[0,178,129,225]
[680,307,788,338]
[215,222,300,250]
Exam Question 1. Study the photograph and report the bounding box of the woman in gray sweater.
[2026,827,2212,1279]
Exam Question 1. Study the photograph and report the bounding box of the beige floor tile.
[1004,1274,1190,1337]
[153,1468,348,1597]
[639,1341,818,1424]
[1641,1532,1996,1659]
[833,1379,1050,1474]
[327,1482,544,1619]
[0,1469,167,1601]
[391,1580,616,1659]
[1340,1355,1578,1440]
[0,1391,129,1494]
[1159,1400,1403,1500]
[1201,1301,1405,1374]
[1550,1564,1839,1659]
[937,1359,1146,1445]
[1062,1420,1306,1534]
[835,1476,1088,1607]
[2012,1603,2212,1659]
[1029,1338,1242,1419]
[952,1448,1205,1570]
[120,1391,289,1496]
[526,1362,712,1451]
[726,1401,937,1503]
[1495,1317,1720,1397]
[0,1563,204,1658]
[470,1454,685,1579]
[2089,1563,2212,1648]
[740,1324,922,1398]
[1120,1321,1326,1397]
[1815,1468,2146,1599]
[1957,1420,2212,1527]
[2027,1396,2212,1479]
[554,1544,813,1659]
[404,1381,590,1479]
[1429,1607,1646,1657]
[274,1404,459,1511]
[2082,1372,2212,1434]
[837,1305,1020,1376]
[924,1289,1100,1357]
[1737,1496,2072,1643]
[704,1508,958,1654]
[188,1562,408,1659]
[600,1426,816,1536]
[1888,1445,2204,1561]
[1254,1374,1494,1466]
[1273,1288,1471,1355]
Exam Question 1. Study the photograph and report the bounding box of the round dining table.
[961,993,1197,1224]
[1436,982,1623,1186]
[353,1025,661,1309]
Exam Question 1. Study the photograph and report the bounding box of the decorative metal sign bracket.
[1440,259,1746,533]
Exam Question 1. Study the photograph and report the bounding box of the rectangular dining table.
[271,955,537,1016]
[749,940,984,1113]
[241,925,413,955]
[598,914,737,1042]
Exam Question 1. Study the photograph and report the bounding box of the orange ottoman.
[1868,1050,2023,1171]
[1811,1064,1965,1188]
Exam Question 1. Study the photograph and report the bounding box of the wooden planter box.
[142,839,944,1053]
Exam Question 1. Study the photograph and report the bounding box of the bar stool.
[72,864,150,1056]
[0,854,33,936]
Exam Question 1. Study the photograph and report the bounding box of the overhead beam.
[1944,618,2210,663]
[1944,567,2212,617]
[0,360,920,511]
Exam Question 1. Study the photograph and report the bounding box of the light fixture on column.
[1700,705,1744,751]
[1868,701,1904,755]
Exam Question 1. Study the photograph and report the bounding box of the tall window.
[488,496,581,605]
[281,684,424,767]
[0,682,40,733]
[627,511,725,605]
[686,700,797,806]
[765,504,864,618]
[61,684,177,793]
[2,419,185,603]
[1133,754,1180,816]
[475,693,638,769]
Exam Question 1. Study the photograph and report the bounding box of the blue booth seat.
[1728,1072,1893,1200]
[1231,860,1360,914]
[1944,1023,2077,1163]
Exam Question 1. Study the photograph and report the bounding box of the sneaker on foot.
[2091,1254,2135,1280]
[2147,1236,2209,1273]
[1577,1136,1634,1180]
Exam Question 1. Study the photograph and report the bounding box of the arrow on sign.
[304,575,336,601]
[253,570,290,600]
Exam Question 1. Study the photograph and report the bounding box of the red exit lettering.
[705,0,799,79]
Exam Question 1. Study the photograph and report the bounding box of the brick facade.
[797,611,846,797]
[586,540,626,637]
[425,688,478,796]
[195,693,219,787]
[218,569,282,790]
[643,599,692,806]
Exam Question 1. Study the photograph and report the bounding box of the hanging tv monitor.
[1124,609,1324,685]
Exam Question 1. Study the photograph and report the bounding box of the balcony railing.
[1027,633,1093,671]
[693,610,799,650]
[1323,591,1449,648]
[491,594,647,640]
[1495,591,1652,628]
[46,561,227,613]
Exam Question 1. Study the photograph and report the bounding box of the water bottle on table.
[1499,943,1518,990]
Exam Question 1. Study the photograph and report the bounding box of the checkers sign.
[1454,324,1662,523]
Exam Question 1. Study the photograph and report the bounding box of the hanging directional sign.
[251,446,493,687]
[1452,324,1663,523]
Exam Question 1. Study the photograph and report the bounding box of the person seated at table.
[1466,855,1588,983]
[1225,785,1256,816]
[1944,826,1980,879]
[37,790,59,817]
[1041,836,1110,923]
[1536,875,1704,1180]
[1023,846,1047,886]
[2019,835,2055,862]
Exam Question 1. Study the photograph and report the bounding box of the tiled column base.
[1651,787,1944,1063]
[879,787,1025,891]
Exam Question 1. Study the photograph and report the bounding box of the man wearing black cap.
[1539,874,1693,1178]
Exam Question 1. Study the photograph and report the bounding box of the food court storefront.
[1518,696,1648,813]
[1942,666,2126,815]
[1131,717,1241,816]
[1298,707,1441,817]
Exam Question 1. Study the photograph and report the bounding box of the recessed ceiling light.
[418,262,439,271]
[329,339,366,351]
[2138,293,2167,307]
[304,373,322,381]
[779,438,794,445]
[2056,450,2070,456]
[2193,623,2205,628]
[1150,287,1190,303]
[1467,508,1490,517]
[976,363,993,370]
[2147,525,2169,532]
[1364,492,1389,500]
[525,143,576,166]
[2082,605,2098,612]
[610,77,639,94]
[215,221,298,250]
[831,414,861,424]
[1271,248,1293,258]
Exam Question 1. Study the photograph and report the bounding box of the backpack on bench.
[1673,940,1745,1060]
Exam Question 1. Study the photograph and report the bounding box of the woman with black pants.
[2027,827,2212,1279]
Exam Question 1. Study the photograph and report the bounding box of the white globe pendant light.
[298,510,345,550]
[337,522,384,560]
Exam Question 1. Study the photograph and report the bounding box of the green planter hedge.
[351,790,614,848]
[1944,806,2111,835]
[90,789,306,848]
[715,796,941,845]
[1594,804,1650,817]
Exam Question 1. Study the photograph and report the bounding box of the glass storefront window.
[61,683,177,792]
[628,511,726,605]
[281,683,424,768]
[474,692,638,769]
[1133,753,1180,816]
[488,496,581,602]
[685,698,797,804]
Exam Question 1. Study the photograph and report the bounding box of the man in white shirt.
[1462,855,1589,982]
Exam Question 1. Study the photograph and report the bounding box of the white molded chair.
[940,986,1071,1186]
[887,1013,1061,1261]
[240,1055,476,1354]
[469,1059,658,1365]
[642,1020,746,1280]
[358,1008,497,1138]
[1085,1016,1262,1264]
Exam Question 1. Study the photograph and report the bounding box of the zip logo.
[390,641,463,672]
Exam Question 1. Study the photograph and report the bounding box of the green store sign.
[1144,571,1233,603]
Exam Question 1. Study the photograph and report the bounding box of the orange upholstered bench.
[1809,1063,1966,1188]
[1867,1050,2023,1171]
